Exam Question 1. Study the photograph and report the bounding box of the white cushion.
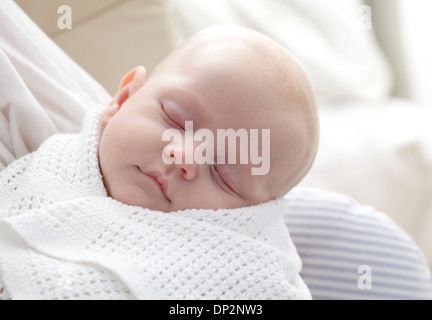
[170,0,393,105]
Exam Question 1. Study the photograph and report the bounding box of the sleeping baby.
[0,26,319,300]
[99,25,319,212]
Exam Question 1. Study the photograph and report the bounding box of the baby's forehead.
[180,40,306,109]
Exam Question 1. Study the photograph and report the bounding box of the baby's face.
[99,27,317,212]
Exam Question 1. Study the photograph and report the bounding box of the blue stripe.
[298,252,426,276]
[285,210,405,234]
[286,205,389,221]
[292,241,420,267]
[288,230,415,253]
[300,270,432,293]
[287,222,413,246]
[306,284,427,300]
[283,189,432,299]
[286,197,358,208]
[285,190,358,203]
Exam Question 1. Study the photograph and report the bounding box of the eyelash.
[211,165,236,196]
[161,104,184,130]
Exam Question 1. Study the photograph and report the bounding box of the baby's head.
[99,26,319,212]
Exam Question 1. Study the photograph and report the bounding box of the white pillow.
[170,0,393,105]
[300,100,432,270]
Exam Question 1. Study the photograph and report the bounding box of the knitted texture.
[0,105,310,300]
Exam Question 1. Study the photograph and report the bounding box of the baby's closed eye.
[211,165,238,197]
[161,103,185,130]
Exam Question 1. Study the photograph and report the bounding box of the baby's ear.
[109,66,146,108]
[102,66,146,128]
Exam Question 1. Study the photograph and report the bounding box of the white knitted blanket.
[0,105,311,300]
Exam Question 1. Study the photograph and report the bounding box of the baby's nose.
[177,162,199,181]
[162,143,201,181]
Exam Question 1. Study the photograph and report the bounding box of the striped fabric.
[285,187,432,300]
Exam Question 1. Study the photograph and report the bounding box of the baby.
[0,25,318,300]
[99,25,319,212]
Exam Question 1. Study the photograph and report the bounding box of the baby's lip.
[138,167,171,202]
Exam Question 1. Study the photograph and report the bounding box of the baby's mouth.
[137,167,171,202]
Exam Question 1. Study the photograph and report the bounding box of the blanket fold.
[0,105,311,300]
